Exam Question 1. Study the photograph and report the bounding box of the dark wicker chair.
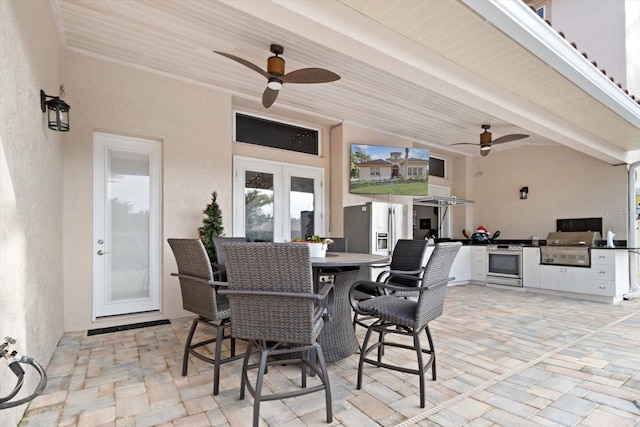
[167,238,243,395]
[212,236,247,280]
[348,241,461,408]
[219,242,334,427]
[323,237,347,252]
[351,239,430,329]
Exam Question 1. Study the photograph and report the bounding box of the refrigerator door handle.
[388,206,394,256]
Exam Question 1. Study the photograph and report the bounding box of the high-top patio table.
[310,252,390,362]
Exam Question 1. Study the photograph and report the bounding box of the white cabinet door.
[564,267,591,293]
[470,246,487,283]
[539,265,589,293]
[522,248,540,288]
[449,246,471,284]
[539,266,563,291]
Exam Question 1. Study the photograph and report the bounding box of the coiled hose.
[0,355,47,409]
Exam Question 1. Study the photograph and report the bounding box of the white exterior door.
[93,133,162,318]
[233,156,324,242]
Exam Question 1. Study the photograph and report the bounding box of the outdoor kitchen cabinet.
[590,249,629,299]
[538,265,590,294]
[522,247,540,288]
[423,245,471,285]
[470,246,487,283]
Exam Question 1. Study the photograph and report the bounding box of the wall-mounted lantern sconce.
[520,186,529,200]
[40,89,70,131]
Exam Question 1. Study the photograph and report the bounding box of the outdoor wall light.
[520,186,529,200]
[40,89,70,132]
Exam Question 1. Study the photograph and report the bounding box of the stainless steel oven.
[486,244,523,287]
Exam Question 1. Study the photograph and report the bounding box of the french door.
[93,133,162,318]
[233,156,324,242]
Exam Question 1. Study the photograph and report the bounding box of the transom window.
[234,112,319,155]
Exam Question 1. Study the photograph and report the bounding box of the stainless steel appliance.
[540,231,602,267]
[486,243,523,287]
[344,202,409,256]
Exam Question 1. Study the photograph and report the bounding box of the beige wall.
[0,1,65,425]
[468,144,628,240]
[62,52,234,331]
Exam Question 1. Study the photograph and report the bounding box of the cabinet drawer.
[591,250,615,265]
[591,279,615,296]
[591,264,615,280]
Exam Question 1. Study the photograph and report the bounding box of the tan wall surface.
[469,144,628,240]
[62,52,234,331]
[0,1,65,424]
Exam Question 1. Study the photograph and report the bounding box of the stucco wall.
[626,0,640,96]
[62,52,234,331]
[469,144,628,240]
[552,0,627,87]
[0,1,65,424]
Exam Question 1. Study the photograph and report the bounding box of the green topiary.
[198,191,224,265]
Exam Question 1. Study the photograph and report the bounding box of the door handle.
[97,250,110,255]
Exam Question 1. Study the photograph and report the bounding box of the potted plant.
[198,191,224,266]
[291,235,334,257]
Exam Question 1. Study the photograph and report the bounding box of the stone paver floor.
[20,285,640,426]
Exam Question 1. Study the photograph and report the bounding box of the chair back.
[415,242,461,327]
[222,242,321,344]
[388,239,429,287]
[168,238,228,320]
[324,237,347,252]
[213,237,247,279]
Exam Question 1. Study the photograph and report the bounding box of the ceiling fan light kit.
[215,43,340,108]
[267,78,283,90]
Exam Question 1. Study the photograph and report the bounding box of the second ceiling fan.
[453,125,529,156]
[214,44,341,108]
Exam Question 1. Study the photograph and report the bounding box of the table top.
[310,252,390,267]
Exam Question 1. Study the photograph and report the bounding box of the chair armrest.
[170,272,229,288]
[385,270,425,282]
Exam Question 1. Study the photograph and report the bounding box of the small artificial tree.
[199,191,224,265]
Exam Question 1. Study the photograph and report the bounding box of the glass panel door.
[234,157,324,242]
[93,133,162,318]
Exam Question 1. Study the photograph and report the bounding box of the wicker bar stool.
[167,238,244,396]
[219,242,334,427]
[349,241,461,408]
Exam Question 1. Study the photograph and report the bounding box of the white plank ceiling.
[52,0,640,163]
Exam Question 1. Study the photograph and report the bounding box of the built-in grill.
[540,231,602,267]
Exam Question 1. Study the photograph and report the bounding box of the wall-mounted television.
[350,144,429,196]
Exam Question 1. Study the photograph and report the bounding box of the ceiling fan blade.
[490,134,529,145]
[262,87,279,108]
[281,68,341,84]
[450,143,479,147]
[214,51,270,79]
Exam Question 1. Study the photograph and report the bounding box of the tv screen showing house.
[350,144,429,196]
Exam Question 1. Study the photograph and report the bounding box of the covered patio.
[21,285,640,426]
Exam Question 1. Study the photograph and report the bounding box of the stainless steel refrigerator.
[344,202,410,279]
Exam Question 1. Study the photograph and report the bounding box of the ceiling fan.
[452,124,529,156]
[214,44,341,108]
